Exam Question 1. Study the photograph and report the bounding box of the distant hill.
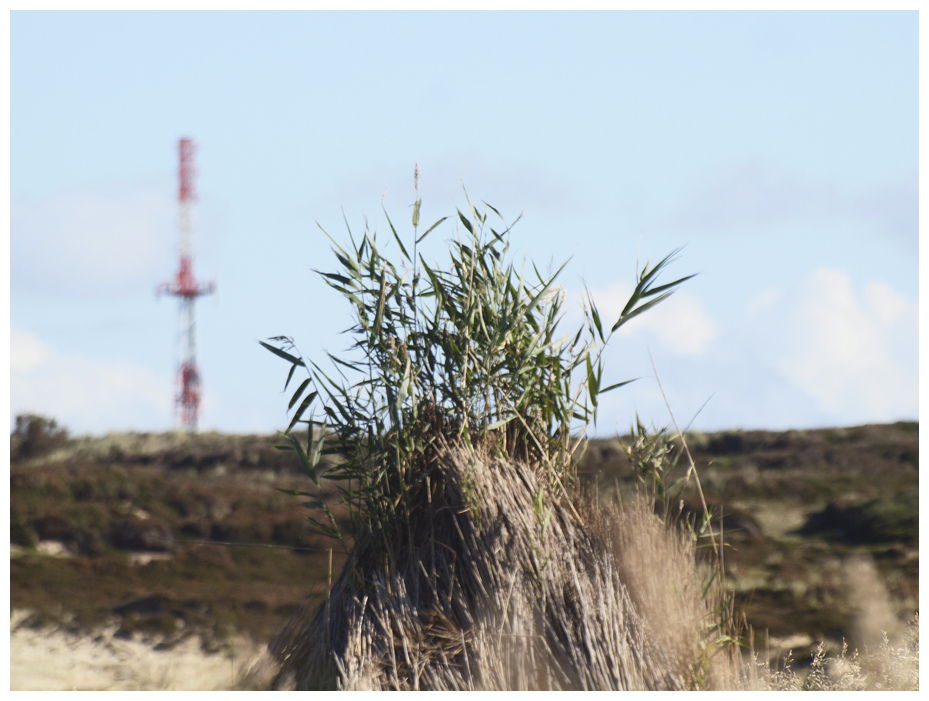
[10,419,918,662]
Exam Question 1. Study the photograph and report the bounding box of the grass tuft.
[262,179,706,689]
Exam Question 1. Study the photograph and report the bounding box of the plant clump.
[263,180,699,689]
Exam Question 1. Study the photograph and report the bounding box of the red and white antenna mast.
[157,138,215,432]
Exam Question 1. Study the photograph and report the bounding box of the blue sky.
[9,11,919,437]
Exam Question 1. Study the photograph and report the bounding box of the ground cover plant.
[9,421,348,648]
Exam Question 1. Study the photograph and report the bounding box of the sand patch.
[10,541,73,559]
[9,610,277,691]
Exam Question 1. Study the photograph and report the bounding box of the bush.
[798,490,918,544]
[11,414,69,461]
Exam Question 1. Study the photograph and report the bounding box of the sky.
[8,10,920,438]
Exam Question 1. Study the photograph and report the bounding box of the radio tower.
[157,138,215,432]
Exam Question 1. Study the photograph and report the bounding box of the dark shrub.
[11,414,69,461]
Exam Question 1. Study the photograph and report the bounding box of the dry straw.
[269,444,717,690]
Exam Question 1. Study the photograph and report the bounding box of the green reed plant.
[262,180,692,558]
[620,415,687,520]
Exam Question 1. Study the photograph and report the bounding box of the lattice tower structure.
[157,138,215,431]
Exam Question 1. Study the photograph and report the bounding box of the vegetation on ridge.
[9,418,918,689]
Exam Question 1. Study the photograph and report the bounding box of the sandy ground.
[9,610,279,691]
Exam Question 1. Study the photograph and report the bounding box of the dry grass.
[269,444,727,690]
[740,614,919,691]
[265,443,918,691]
[728,546,919,691]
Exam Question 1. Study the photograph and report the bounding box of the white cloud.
[746,268,917,421]
[585,282,718,356]
[582,268,917,434]
[10,185,177,298]
[10,329,53,373]
[10,328,173,435]
[865,280,913,328]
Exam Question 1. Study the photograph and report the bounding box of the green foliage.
[620,416,686,519]
[11,414,69,461]
[860,489,918,543]
[10,510,38,549]
[800,490,919,545]
[263,183,691,556]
